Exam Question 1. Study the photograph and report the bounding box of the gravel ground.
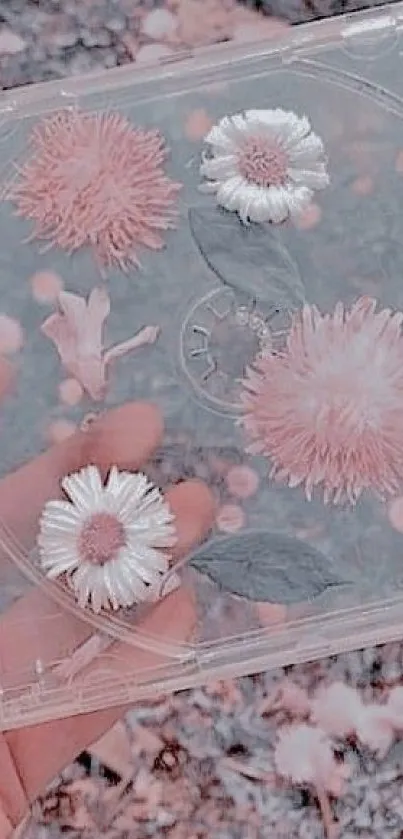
[0,0,402,837]
[0,0,397,89]
[23,643,403,839]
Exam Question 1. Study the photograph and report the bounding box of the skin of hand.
[0,372,214,832]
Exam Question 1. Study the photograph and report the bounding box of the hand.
[0,385,214,831]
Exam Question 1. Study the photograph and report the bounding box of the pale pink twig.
[104,325,160,365]
[222,758,276,786]
[52,633,112,682]
[316,786,339,839]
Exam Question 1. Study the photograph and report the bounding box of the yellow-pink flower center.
[78,512,126,565]
[238,135,288,188]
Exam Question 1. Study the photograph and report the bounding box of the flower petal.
[61,465,103,511]
[216,175,249,213]
[242,184,289,224]
[200,153,238,181]
[284,185,313,218]
[281,114,311,149]
[288,131,325,163]
[125,541,169,579]
[287,166,329,190]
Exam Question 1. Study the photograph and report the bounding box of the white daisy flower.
[37,465,178,613]
[200,108,329,224]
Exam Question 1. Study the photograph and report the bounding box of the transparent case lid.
[1,3,403,729]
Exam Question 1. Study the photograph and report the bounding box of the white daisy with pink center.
[200,108,329,224]
[38,465,177,613]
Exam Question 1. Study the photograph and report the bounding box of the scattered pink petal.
[42,288,159,401]
[395,149,403,173]
[0,314,23,354]
[59,377,84,406]
[311,682,363,737]
[30,270,64,303]
[48,419,77,444]
[355,705,395,757]
[241,297,403,505]
[12,110,181,272]
[225,464,259,499]
[215,503,245,533]
[42,288,109,400]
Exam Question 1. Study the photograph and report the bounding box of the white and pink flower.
[200,108,329,224]
[38,465,178,613]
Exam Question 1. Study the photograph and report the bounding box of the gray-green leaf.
[190,530,347,604]
[188,206,305,309]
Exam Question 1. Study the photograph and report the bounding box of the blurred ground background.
[0,0,395,89]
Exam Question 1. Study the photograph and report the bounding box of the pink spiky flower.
[240,297,403,505]
[11,109,181,272]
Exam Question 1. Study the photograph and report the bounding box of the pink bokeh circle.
[48,419,77,444]
[216,503,245,533]
[30,271,64,303]
[59,378,84,406]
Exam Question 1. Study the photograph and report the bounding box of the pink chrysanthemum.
[240,297,403,505]
[11,110,181,271]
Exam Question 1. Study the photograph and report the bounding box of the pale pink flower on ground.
[355,705,395,757]
[274,724,342,795]
[275,724,344,839]
[311,683,363,737]
[41,288,159,400]
[11,110,181,271]
[240,297,403,505]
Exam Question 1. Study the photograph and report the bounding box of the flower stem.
[52,633,112,682]
[104,325,160,365]
[316,785,338,839]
